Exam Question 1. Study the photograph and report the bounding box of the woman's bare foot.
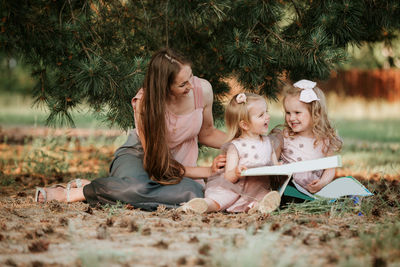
[36,187,68,203]
[36,186,86,203]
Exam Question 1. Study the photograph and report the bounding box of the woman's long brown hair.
[140,48,191,185]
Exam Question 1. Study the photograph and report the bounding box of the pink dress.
[281,133,325,188]
[205,136,274,212]
[132,76,206,186]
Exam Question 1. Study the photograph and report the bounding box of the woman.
[35,48,227,210]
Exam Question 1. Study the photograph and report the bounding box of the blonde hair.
[282,84,343,154]
[225,92,265,142]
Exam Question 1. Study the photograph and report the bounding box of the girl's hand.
[211,154,227,173]
[306,179,327,193]
[307,168,336,193]
[235,165,247,179]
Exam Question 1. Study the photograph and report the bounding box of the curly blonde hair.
[282,84,342,154]
[225,92,265,142]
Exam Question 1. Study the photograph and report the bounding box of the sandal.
[258,191,281,214]
[67,178,83,190]
[35,187,47,203]
[35,185,71,203]
[177,198,208,214]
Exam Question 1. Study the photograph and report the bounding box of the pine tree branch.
[246,22,259,38]
[165,0,169,47]
[40,70,45,96]
[59,1,67,30]
[67,1,91,61]
[259,22,298,49]
[290,0,301,20]
[140,0,151,51]
[85,47,119,71]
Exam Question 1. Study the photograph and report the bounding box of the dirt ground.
[0,193,386,267]
[0,127,399,267]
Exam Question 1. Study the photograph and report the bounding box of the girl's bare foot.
[258,191,281,214]
[177,198,208,214]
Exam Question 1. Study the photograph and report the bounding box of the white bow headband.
[293,79,320,103]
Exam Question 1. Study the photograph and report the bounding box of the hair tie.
[236,93,247,104]
[293,79,320,103]
[164,54,176,63]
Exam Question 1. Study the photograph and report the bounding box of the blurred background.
[0,33,399,187]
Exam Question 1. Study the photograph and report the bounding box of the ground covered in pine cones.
[0,127,399,267]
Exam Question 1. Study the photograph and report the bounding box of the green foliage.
[344,36,400,69]
[278,198,359,216]
[358,222,400,259]
[0,55,34,94]
[103,201,126,217]
[1,0,400,128]
[360,179,400,216]
[23,137,71,177]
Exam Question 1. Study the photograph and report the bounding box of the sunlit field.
[1,92,400,178]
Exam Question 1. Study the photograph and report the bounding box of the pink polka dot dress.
[281,133,325,188]
[205,136,274,212]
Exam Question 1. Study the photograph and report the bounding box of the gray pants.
[83,131,204,210]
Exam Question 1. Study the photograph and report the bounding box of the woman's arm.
[131,91,146,151]
[184,166,212,179]
[197,79,227,148]
[183,154,226,179]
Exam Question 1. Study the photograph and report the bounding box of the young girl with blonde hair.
[271,79,343,193]
[179,92,281,214]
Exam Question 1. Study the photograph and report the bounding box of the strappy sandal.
[35,185,71,203]
[258,191,281,214]
[67,178,83,190]
[177,198,208,214]
[35,187,47,203]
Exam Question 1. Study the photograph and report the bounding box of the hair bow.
[236,93,247,104]
[293,79,320,103]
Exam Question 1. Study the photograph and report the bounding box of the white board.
[313,176,373,198]
[241,155,342,176]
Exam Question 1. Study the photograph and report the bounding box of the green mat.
[283,185,315,201]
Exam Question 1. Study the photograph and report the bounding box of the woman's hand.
[211,154,226,173]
